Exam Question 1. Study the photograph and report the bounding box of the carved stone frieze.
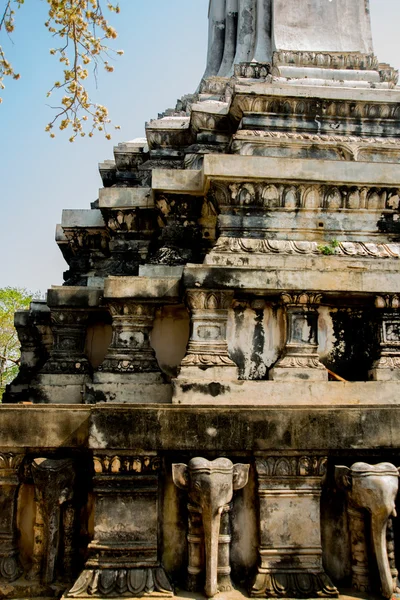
[210,237,400,259]
[233,94,400,122]
[62,228,110,256]
[270,293,327,381]
[210,181,399,212]
[0,452,24,583]
[179,290,238,376]
[272,50,379,71]
[335,462,400,598]
[191,111,231,134]
[251,455,338,598]
[234,62,271,79]
[102,208,157,237]
[93,455,160,475]
[173,458,249,598]
[233,129,400,145]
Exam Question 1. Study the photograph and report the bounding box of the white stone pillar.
[217,0,239,77]
[203,0,226,78]
[252,0,272,63]
[232,0,256,65]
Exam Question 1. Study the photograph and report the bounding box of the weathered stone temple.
[3,1,400,599]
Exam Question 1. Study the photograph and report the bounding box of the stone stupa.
[2,1,400,599]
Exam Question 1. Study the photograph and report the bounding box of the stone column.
[0,452,24,584]
[203,0,226,78]
[30,458,76,585]
[42,309,90,376]
[99,301,159,375]
[218,0,239,77]
[269,292,327,381]
[233,0,257,65]
[251,455,338,598]
[178,289,238,380]
[252,0,273,63]
[92,300,171,403]
[64,454,173,599]
[369,294,400,380]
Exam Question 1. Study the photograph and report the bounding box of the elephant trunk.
[371,512,394,599]
[202,506,223,598]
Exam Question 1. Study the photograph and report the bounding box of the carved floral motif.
[212,237,400,258]
[93,455,160,475]
[67,567,173,598]
[210,181,399,211]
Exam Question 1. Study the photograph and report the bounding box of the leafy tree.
[0,0,123,141]
[0,287,33,399]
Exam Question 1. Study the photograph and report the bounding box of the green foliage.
[317,239,339,256]
[0,287,33,399]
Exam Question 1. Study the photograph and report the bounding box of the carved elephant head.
[336,462,399,599]
[173,457,249,598]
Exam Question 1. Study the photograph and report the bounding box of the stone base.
[172,380,400,405]
[63,567,173,598]
[0,578,66,599]
[28,374,91,404]
[269,366,328,381]
[368,368,400,381]
[87,372,171,403]
[177,365,238,381]
[251,571,338,598]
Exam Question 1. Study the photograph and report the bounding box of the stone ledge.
[182,264,400,296]
[1,401,400,452]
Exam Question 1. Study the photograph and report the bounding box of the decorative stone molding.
[210,237,400,259]
[63,228,110,256]
[173,457,249,598]
[41,309,90,375]
[179,290,238,377]
[369,295,400,380]
[234,62,271,79]
[98,302,158,374]
[0,452,24,583]
[233,94,400,122]
[269,293,327,381]
[29,458,76,585]
[251,455,338,598]
[93,455,160,475]
[65,453,172,599]
[233,129,400,146]
[272,51,379,71]
[210,181,399,212]
[335,462,399,598]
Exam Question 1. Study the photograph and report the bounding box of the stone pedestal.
[178,289,238,381]
[251,455,338,598]
[33,307,91,404]
[369,294,400,381]
[64,454,172,599]
[269,293,327,381]
[91,300,170,403]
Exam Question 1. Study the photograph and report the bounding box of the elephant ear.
[172,463,189,490]
[335,466,352,491]
[233,463,250,490]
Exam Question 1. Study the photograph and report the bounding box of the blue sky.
[0,0,399,293]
